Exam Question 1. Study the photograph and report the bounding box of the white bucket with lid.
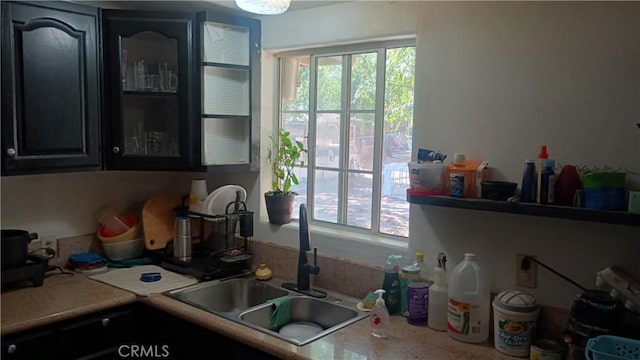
[492,290,540,357]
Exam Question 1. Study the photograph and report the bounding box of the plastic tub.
[408,162,445,194]
[585,335,640,360]
[101,238,144,261]
[492,290,540,357]
[97,215,140,244]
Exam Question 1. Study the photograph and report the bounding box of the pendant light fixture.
[235,0,291,15]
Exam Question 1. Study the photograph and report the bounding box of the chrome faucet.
[282,204,327,298]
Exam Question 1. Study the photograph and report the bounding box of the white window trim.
[274,39,416,243]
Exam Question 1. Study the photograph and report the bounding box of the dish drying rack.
[160,196,254,281]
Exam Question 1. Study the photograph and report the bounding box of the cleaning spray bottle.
[370,289,389,338]
[428,252,448,331]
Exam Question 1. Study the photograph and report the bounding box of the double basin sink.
[165,274,368,346]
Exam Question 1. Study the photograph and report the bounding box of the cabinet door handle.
[6,148,16,157]
[101,317,110,327]
[112,146,120,154]
[7,344,16,354]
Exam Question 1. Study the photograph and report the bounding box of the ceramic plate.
[203,185,247,217]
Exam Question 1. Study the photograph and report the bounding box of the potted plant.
[264,128,307,225]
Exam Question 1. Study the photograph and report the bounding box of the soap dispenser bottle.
[370,289,389,338]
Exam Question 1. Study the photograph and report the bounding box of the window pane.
[346,174,372,229]
[350,52,376,111]
[349,112,375,171]
[379,195,409,237]
[315,113,341,168]
[313,169,339,223]
[383,47,414,165]
[379,46,415,238]
[317,56,342,111]
[282,113,308,166]
[282,56,309,111]
[291,166,307,220]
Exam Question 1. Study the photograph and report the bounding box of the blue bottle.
[521,160,536,203]
[540,159,556,204]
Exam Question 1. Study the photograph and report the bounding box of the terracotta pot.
[264,193,296,225]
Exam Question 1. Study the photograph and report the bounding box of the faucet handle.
[308,247,320,275]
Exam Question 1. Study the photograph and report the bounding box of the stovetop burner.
[1,254,50,288]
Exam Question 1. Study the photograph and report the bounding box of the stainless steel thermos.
[173,216,192,262]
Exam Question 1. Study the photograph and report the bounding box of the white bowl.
[101,238,144,261]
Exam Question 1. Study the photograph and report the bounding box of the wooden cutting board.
[142,194,184,250]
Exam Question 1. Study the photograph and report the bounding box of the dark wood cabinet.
[1,326,56,360]
[1,304,139,360]
[1,3,261,175]
[1,1,102,175]
[2,303,278,360]
[137,304,278,360]
[57,305,138,359]
[102,10,195,171]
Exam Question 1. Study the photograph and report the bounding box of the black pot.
[1,229,38,269]
[264,193,296,225]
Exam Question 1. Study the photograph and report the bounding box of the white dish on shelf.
[203,184,247,217]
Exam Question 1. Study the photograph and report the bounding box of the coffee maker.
[563,266,640,360]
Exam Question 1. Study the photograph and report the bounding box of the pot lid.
[494,290,539,312]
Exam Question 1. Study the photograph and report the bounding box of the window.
[278,40,415,238]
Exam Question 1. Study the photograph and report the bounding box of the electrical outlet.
[41,235,58,255]
[516,254,537,288]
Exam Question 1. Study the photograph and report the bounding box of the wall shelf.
[406,193,640,227]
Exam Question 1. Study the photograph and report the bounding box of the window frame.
[276,38,416,240]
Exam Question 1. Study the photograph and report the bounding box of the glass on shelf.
[122,96,180,157]
[120,31,178,93]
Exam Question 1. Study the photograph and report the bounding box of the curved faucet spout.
[281,204,326,298]
[299,203,310,251]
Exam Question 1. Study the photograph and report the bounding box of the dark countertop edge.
[1,295,138,336]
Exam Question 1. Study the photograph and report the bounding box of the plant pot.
[264,193,296,225]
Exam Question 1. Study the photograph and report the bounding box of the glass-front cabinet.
[195,12,261,171]
[103,11,194,170]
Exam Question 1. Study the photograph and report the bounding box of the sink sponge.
[268,296,291,330]
[361,291,378,309]
[255,264,273,281]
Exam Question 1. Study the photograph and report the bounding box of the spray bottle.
[428,253,449,331]
[370,289,389,338]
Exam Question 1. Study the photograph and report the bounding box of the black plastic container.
[481,181,518,201]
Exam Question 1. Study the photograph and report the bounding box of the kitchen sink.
[239,296,363,345]
[167,276,288,313]
[165,274,368,346]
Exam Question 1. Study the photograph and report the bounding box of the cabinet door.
[1,327,56,360]
[103,10,194,170]
[56,305,138,359]
[195,11,261,172]
[0,1,101,175]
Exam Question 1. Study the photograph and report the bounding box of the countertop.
[1,272,514,360]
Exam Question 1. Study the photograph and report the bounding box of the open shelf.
[406,192,640,227]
